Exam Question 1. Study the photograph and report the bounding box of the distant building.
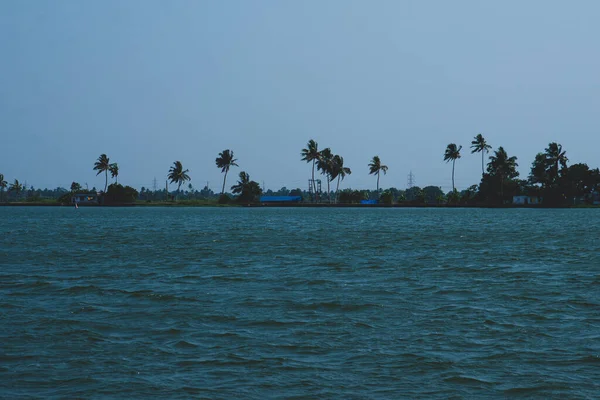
[260,196,302,204]
[360,200,378,205]
[72,193,99,204]
[513,195,541,205]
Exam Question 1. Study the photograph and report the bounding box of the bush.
[218,194,231,204]
[104,184,139,204]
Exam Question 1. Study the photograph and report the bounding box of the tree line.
[1,136,599,206]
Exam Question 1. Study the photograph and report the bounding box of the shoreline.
[0,202,596,209]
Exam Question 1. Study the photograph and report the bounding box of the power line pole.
[407,170,416,189]
[152,177,157,192]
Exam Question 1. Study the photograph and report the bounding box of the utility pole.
[407,170,416,189]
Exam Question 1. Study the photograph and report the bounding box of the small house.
[513,195,541,205]
[72,193,99,204]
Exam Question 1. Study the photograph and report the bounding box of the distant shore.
[1,201,597,208]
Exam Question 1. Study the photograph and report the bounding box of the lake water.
[1,206,599,398]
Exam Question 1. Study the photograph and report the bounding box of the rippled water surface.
[1,206,600,399]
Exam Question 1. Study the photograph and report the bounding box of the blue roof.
[360,200,378,204]
[260,196,302,202]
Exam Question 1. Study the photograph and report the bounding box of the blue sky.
[1,0,599,193]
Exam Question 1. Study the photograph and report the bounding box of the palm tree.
[368,156,388,193]
[444,144,462,192]
[301,139,321,201]
[470,134,492,176]
[231,171,262,203]
[316,148,334,202]
[330,155,351,203]
[8,179,23,200]
[167,161,191,200]
[93,154,110,192]
[0,174,6,202]
[487,146,519,200]
[544,142,568,184]
[109,163,119,184]
[215,149,239,194]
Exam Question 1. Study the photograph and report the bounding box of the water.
[1,206,599,399]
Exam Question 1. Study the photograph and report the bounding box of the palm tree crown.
[368,155,388,193]
[167,161,191,197]
[93,154,110,192]
[471,134,492,176]
[444,143,462,192]
[8,179,23,199]
[330,155,351,202]
[215,149,238,194]
[317,148,334,202]
[301,139,320,201]
[109,163,119,184]
[545,142,568,183]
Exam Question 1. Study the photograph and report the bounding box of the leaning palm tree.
[470,134,492,176]
[316,148,334,202]
[0,174,6,202]
[215,149,239,194]
[93,154,110,192]
[301,139,321,201]
[368,155,388,193]
[444,144,462,192]
[329,155,351,203]
[8,179,23,200]
[167,161,191,200]
[109,163,119,184]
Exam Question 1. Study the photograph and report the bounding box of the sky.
[1,0,599,193]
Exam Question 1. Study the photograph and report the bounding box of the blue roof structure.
[360,200,378,205]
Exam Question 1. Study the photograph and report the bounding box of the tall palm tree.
[544,142,568,184]
[444,144,462,192]
[301,139,321,201]
[316,148,334,202]
[167,161,191,200]
[0,174,6,202]
[109,163,119,184]
[368,155,388,193]
[330,155,351,203]
[93,154,110,192]
[215,149,238,194]
[8,179,23,200]
[470,134,492,176]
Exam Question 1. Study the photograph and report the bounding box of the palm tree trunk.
[481,151,484,176]
[104,170,108,192]
[312,160,318,202]
[336,176,341,203]
[222,170,228,195]
[327,178,331,203]
[377,171,380,194]
[452,160,456,192]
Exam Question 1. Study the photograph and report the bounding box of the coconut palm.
[8,179,23,200]
[301,139,321,201]
[544,142,568,184]
[215,149,238,194]
[470,134,492,176]
[444,144,462,192]
[330,155,351,203]
[487,146,519,199]
[0,174,6,202]
[167,161,191,200]
[368,155,388,193]
[231,171,262,203]
[93,154,110,192]
[316,148,334,202]
[109,163,119,184]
